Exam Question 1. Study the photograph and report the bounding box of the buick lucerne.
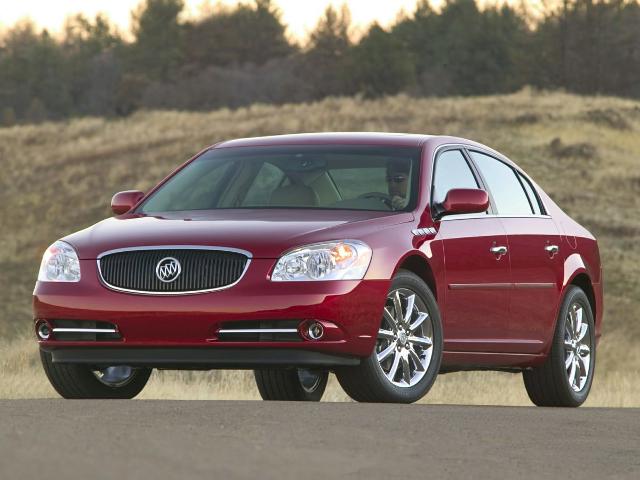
[34,133,602,405]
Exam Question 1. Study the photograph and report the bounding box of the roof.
[211,132,513,167]
[214,132,433,149]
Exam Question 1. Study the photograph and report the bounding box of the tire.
[254,368,328,401]
[336,269,443,403]
[40,349,152,399]
[523,286,596,407]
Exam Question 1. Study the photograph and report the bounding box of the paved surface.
[1,400,639,479]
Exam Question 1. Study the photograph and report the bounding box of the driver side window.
[432,150,480,205]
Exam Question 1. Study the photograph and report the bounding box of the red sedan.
[34,133,602,405]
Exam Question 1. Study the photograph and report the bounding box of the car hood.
[64,209,414,259]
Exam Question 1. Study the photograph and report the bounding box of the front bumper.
[41,347,361,369]
[34,258,390,363]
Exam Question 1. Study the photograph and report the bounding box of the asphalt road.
[1,400,639,479]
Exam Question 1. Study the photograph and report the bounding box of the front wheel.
[254,368,328,401]
[336,270,443,403]
[40,350,152,399]
[522,286,596,407]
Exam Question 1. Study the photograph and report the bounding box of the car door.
[432,148,512,353]
[468,150,563,354]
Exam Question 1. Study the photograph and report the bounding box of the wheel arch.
[568,273,596,321]
[542,254,598,355]
[394,253,438,301]
[562,253,597,320]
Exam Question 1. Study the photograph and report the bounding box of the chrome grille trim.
[96,245,252,296]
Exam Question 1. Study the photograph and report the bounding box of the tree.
[392,0,439,76]
[349,24,416,97]
[25,98,48,123]
[529,0,640,97]
[129,0,184,80]
[0,22,71,120]
[2,0,640,123]
[62,14,123,115]
[409,0,528,95]
[304,5,353,98]
[183,0,293,68]
[1,107,16,127]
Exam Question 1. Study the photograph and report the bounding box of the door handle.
[490,246,508,256]
[545,245,559,256]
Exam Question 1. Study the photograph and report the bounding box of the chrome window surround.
[441,213,552,221]
[96,245,253,296]
[429,143,551,220]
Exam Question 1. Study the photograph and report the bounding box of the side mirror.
[111,190,144,215]
[436,188,489,219]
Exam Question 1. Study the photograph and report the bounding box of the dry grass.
[1,88,639,404]
[2,333,639,406]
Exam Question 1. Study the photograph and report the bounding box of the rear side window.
[517,172,543,215]
[432,150,479,205]
[469,151,533,215]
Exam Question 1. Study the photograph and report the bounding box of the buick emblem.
[156,257,181,283]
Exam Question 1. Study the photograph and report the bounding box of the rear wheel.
[523,286,596,407]
[336,270,443,403]
[254,368,328,401]
[40,350,151,399]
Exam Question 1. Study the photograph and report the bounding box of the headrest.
[269,185,319,207]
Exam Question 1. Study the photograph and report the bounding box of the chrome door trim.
[449,282,555,290]
[448,283,512,290]
[513,283,555,289]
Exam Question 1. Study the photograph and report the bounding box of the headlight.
[37,241,81,282]
[271,240,372,281]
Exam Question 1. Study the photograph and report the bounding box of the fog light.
[37,322,51,340]
[307,322,324,341]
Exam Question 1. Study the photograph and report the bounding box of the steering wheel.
[358,192,392,209]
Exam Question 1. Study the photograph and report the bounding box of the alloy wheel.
[376,288,434,387]
[297,368,323,393]
[93,366,136,387]
[564,303,592,392]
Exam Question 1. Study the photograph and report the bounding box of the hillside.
[1,89,639,404]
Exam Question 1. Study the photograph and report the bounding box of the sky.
[0,0,430,41]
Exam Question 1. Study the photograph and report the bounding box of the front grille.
[98,248,249,294]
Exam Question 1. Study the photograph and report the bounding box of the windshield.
[138,145,421,213]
